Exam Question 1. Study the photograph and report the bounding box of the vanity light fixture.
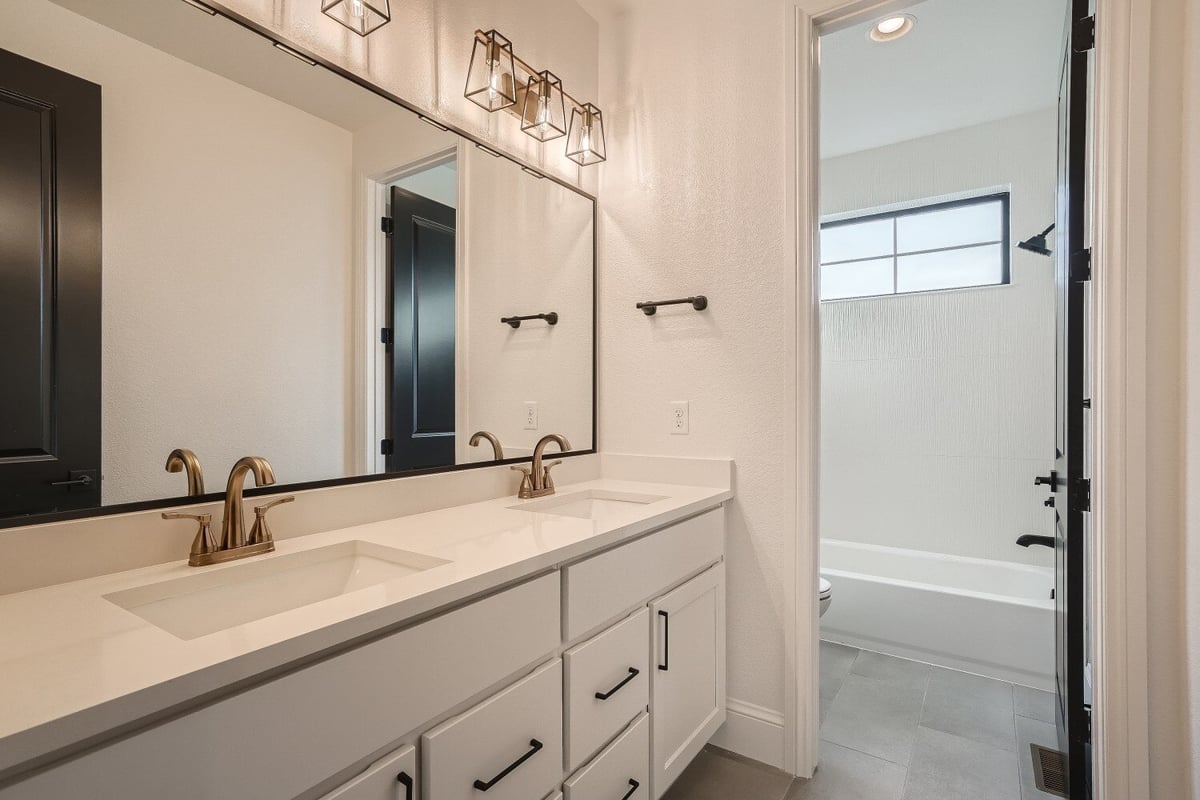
[868,14,916,42]
[321,0,391,37]
[464,29,607,165]
[521,70,568,142]
[565,103,606,166]
[465,30,519,112]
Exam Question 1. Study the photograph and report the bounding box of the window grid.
[819,193,1011,301]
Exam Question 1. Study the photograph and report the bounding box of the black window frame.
[818,192,1012,301]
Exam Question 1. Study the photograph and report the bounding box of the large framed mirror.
[0,0,595,526]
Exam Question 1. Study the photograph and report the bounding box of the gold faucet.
[164,456,289,567]
[512,434,571,499]
[469,431,505,460]
[165,448,205,496]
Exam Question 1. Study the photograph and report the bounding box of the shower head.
[1018,223,1055,257]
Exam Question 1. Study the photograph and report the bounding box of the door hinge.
[1074,15,1096,52]
[1079,478,1092,512]
[380,439,394,456]
[380,327,393,350]
[1070,248,1092,282]
[380,216,394,236]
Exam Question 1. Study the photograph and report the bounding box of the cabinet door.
[320,744,417,800]
[649,564,725,800]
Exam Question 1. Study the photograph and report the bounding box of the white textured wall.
[459,146,595,460]
[589,0,797,722]
[220,0,599,194]
[2,0,353,505]
[819,111,1057,567]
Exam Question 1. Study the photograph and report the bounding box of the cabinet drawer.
[564,713,649,800]
[0,574,559,800]
[564,509,723,640]
[564,609,649,770]
[422,660,563,800]
[320,744,416,800]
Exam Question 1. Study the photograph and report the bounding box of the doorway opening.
[809,1,1092,797]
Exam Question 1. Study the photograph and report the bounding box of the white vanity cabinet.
[649,564,726,798]
[319,745,417,800]
[0,506,727,800]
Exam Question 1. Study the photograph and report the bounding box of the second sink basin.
[104,541,449,640]
[511,489,668,520]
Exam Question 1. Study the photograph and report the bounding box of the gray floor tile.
[819,641,859,723]
[820,672,928,766]
[920,667,1017,752]
[786,741,907,800]
[849,650,932,692]
[661,746,793,800]
[1014,685,1056,724]
[1015,714,1062,799]
[901,726,1021,800]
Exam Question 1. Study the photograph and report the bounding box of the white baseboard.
[708,698,787,772]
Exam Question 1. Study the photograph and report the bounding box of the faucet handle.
[541,460,564,491]
[248,496,294,546]
[163,511,216,563]
[510,465,534,499]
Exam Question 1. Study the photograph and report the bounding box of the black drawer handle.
[396,771,413,800]
[658,610,670,671]
[472,738,543,792]
[595,667,640,700]
[621,778,641,800]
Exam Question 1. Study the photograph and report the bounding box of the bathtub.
[820,539,1056,690]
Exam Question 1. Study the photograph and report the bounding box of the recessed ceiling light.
[869,14,916,42]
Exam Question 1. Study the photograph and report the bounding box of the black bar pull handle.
[637,296,708,316]
[501,312,558,328]
[621,778,641,800]
[658,610,670,671]
[396,771,414,800]
[473,739,543,791]
[595,667,640,700]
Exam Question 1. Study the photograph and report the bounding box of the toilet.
[819,577,833,617]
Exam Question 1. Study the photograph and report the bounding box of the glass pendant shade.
[520,71,568,142]
[321,0,391,36]
[565,103,606,166]
[465,30,518,112]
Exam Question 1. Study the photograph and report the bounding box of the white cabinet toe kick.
[0,508,726,800]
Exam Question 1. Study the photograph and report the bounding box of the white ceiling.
[820,0,1069,158]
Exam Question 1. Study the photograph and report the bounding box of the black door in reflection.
[0,48,102,517]
[386,186,456,471]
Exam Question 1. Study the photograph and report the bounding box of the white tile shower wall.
[819,110,1058,567]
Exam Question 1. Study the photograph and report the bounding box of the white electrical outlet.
[669,401,690,435]
[524,401,539,430]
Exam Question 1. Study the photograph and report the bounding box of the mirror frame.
[0,0,597,530]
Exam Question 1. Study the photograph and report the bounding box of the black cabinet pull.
[621,778,641,800]
[472,739,543,791]
[595,667,640,700]
[396,771,413,800]
[658,610,670,671]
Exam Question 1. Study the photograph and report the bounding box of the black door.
[385,186,456,471]
[0,49,102,518]
[1048,3,1092,796]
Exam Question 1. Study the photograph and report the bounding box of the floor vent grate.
[1031,743,1069,797]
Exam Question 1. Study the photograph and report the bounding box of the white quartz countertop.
[0,476,731,779]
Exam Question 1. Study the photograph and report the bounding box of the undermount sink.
[104,541,449,640]
[510,489,668,520]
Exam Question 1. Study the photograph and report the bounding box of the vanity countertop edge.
[0,475,732,780]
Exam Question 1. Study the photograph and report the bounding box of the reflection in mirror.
[0,0,594,521]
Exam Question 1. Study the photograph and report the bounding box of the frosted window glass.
[896,244,1004,293]
[820,219,893,264]
[821,257,894,300]
[896,200,1004,253]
